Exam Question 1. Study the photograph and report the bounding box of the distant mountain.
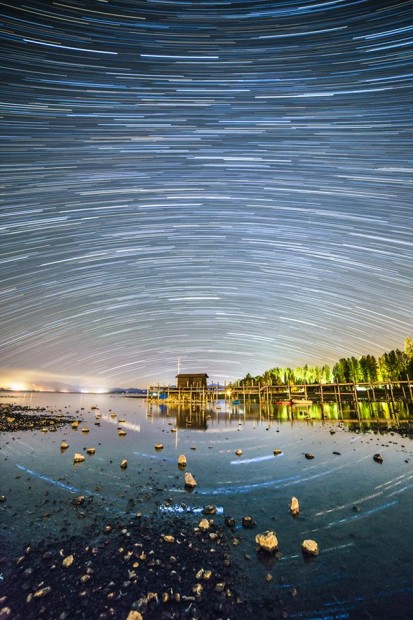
[109,387,146,394]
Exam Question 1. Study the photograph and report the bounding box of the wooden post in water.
[336,381,343,420]
[407,377,413,403]
[353,383,360,421]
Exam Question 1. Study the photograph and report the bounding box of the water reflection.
[146,398,412,428]
[1,392,412,619]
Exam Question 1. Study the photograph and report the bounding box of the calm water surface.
[1,392,412,618]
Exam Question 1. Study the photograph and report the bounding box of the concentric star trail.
[1,1,412,390]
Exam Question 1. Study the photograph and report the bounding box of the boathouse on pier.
[176,373,209,389]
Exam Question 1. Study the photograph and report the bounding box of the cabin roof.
[175,373,209,378]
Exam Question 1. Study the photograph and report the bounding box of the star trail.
[1,0,412,390]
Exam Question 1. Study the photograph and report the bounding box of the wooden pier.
[146,379,413,407]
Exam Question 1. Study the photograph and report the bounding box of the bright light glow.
[10,382,27,391]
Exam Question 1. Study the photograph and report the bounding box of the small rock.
[60,441,69,450]
[192,583,203,596]
[155,443,164,450]
[301,539,319,556]
[120,459,128,469]
[255,531,279,553]
[62,555,74,568]
[373,453,383,464]
[86,447,96,455]
[177,454,187,466]
[126,611,143,620]
[33,587,51,598]
[235,449,243,456]
[242,515,256,529]
[305,453,314,460]
[73,453,85,463]
[198,519,210,531]
[163,534,175,543]
[184,472,197,489]
[118,430,127,437]
[289,497,299,516]
[72,496,85,506]
[224,517,236,528]
[203,504,217,515]
[71,421,79,429]
[273,449,282,455]
[81,427,89,433]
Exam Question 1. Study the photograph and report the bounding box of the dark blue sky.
[1,1,412,390]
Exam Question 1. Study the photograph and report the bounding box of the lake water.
[1,392,412,618]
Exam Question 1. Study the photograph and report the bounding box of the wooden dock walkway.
[146,379,413,407]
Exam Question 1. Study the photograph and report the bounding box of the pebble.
[62,555,74,568]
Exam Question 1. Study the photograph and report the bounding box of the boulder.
[301,539,319,556]
[73,453,85,463]
[289,496,299,516]
[255,530,279,553]
[178,454,187,466]
[184,472,197,489]
[120,459,128,469]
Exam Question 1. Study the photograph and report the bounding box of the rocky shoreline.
[0,512,273,620]
[0,404,75,433]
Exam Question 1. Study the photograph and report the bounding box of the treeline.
[236,337,413,386]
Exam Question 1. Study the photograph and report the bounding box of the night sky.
[1,1,412,391]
